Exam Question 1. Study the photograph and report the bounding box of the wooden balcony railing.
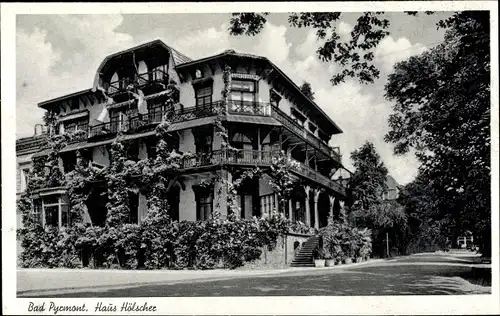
[270,105,341,162]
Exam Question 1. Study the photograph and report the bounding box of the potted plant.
[324,250,335,267]
[312,246,326,268]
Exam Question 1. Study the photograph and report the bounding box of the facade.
[16,40,349,233]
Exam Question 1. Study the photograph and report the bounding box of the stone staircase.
[290,235,320,267]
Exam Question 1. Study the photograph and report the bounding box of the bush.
[320,220,371,262]
[19,208,289,270]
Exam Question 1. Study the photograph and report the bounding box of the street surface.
[18,250,491,297]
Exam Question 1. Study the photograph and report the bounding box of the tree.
[299,81,315,100]
[349,141,388,211]
[384,11,491,256]
[348,142,410,256]
[228,12,435,85]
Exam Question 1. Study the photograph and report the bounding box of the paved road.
[19,251,490,297]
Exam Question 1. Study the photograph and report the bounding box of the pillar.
[288,199,293,220]
[329,195,335,219]
[274,193,279,213]
[303,185,311,226]
[314,189,321,229]
[58,197,62,230]
[339,199,346,223]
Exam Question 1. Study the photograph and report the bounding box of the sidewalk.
[17,259,385,296]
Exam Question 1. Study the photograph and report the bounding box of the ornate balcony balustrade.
[227,101,271,116]
[85,100,340,163]
[178,149,346,196]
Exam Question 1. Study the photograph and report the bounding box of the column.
[274,193,279,213]
[303,185,311,226]
[339,199,346,223]
[329,195,335,219]
[314,189,321,229]
[58,197,62,230]
[288,199,293,220]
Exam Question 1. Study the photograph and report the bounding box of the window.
[129,192,139,224]
[33,199,42,224]
[20,168,30,192]
[44,205,59,227]
[109,110,123,133]
[231,80,256,108]
[63,117,88,133]
[195,85,213,108]
[195,189,213,221]
[148,100,166,122]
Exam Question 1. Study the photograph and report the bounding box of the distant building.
[381,175,401,201]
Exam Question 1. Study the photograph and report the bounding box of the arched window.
[137,60,148,74]
[108,72,119,94]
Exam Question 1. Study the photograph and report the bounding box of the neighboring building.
[381,175,400,201]
[16,40,349,233]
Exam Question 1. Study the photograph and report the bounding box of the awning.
[144,90,171,100]
[107,99,134,110]
[168,116,218,131]
[225,114,281,126]
[32,147,51,158]
[58,110,89,122]
[59,130,158,153]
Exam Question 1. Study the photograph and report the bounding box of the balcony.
[224,101,340,162]
[87,103,220,140]
[228,101,271,116]
[108,69,168,97]
[270,105,341,162]
[85,100,340,163]
[178,149,346,196]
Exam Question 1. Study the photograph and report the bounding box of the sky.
[16,12,452,185]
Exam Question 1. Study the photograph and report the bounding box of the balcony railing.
[270,105,341,162]
[177,149,345,195]
[108,69,168,95]
[228,101,271,116]
[88,121,119,138]
[85,100,340,162]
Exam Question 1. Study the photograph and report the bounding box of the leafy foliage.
[384,11,491,256]
[349,141,388,210]
[228,12,443,85]
[299,81,315,100]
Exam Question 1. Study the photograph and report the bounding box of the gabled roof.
[385,175,400,190]
[175,50,342,135]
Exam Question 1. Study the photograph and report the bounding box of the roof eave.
[37,88,94,110]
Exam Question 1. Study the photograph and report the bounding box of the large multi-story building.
[16,40,349,232]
